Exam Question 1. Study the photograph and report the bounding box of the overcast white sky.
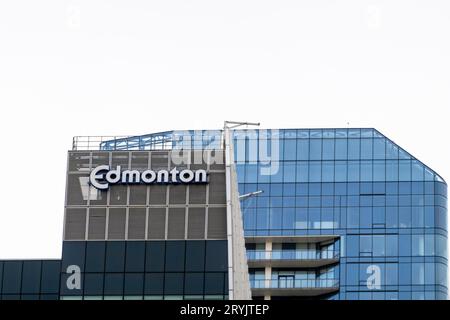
[0,0,449,258]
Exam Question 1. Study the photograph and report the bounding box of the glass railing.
[246,250,339,261]
[250,279,339,289]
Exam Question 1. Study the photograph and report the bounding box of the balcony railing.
[246,250,339,261]
[250,279,339,289]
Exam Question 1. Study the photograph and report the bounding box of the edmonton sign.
[89,165,208,190]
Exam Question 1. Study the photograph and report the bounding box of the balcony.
[250,279,339,297]
[246,250,339,268]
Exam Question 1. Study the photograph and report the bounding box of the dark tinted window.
[204,273,225,294]
[125,241,145,272]
[164,273,183,295]
[85,241,105,272]
[84,273,104,295]
[104,273,124,295]
[41,261,60,294]
[62,241,86,272]
[2,261,22,294]
[124,273,144,295]
[165,241,185,272]
[205,241,227,272]
[144,273,164,295]
[185,241,205,272]
[105,242,125,272]
[21,261,41,294]
[146,242,165,272]
[185,273,204,295]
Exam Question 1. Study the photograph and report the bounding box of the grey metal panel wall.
[147,208,166,239]
[87,209,106,240]
[64,150,227,241]
[128,208,146,239]
[108,208,126,239]
[207,208,227,239]
[187,208,206,239]
[64,209,86,240]
[167,208,186,239]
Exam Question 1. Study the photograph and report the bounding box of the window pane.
[309,162,321,182]
[284,139,296,160]
[322,161,334,182]
[165,241,186,272]
[386,235,398,256]
[412,235,424,256]
[185,273,204,295]
[361,161,372,181]
[145,273,164,295]
[348,161,359,182]
[186,241,206,272]
[322,139,334,160]
[399,235,411,256]
[2,261,22,294]
[412,263,424,285]
[22,261,41,294]
[205,241,227,272]
[84,273,104,296]
[85,241,105,272]
[373,235,385,256]
[374,139,386,159]
[347,208,359,228]
[104,273,124,295]
[335,139,347,160]
[335,161,347,182]
[41,261,60,294]
[204,273,225,295]
[386,263,398,285]
[361,139,373,159]
[125,241,145,272]
[164,273,184,295]
[297,140,309,160]
[348,139,360,160]
[146,241,165,272]
[386,160,399,181]
[124,273,144,295]
[310,139,322,160]
[62,241,86,272]
[105,242,125,272]
[399,160,411,181]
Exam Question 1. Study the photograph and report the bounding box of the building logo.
[89,165,208,190]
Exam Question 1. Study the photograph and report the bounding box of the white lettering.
[89,166,208,190]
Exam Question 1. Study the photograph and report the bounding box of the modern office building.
[0,126,447,300]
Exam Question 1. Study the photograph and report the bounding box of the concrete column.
[264,266,272,300]
[264,240,272,300]
[265,240,272,260]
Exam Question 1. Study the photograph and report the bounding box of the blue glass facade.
[0,127,447,300]
[233,128,447,300]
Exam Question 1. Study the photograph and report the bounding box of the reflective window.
[186,241,205,272]
[85,241,105,273]
[2,261,22,294]
[41,261,60,294]
[21,261,41,294]
[164,273,184,295]
[165,241,185,272]
[145,273,164,295]
[125,241,145,273]
[105,242,125,272]
[104,273,124,295]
